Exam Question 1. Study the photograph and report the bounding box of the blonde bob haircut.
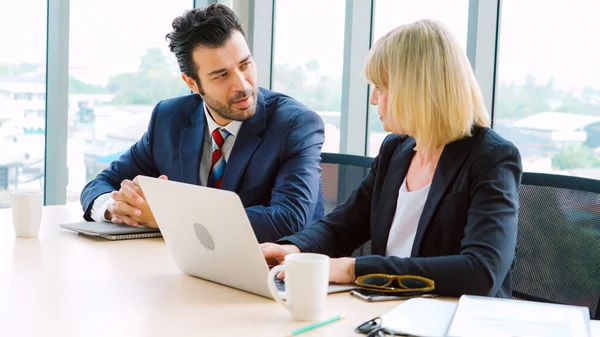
[365,19,490,153]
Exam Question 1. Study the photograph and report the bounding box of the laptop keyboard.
[274,277,286,292]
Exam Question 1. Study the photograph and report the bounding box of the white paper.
[446,295,590,337]
[381,298,458,337]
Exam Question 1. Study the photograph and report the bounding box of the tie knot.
[211,128,230,149]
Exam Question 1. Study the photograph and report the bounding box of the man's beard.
[202,87,257,122]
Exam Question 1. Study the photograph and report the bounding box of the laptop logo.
[193,223,215,250]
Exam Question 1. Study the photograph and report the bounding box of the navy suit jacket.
[281,127,522,298]
[81,88,325,242]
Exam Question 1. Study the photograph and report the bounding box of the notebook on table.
[357,295,591,337]
[60,221,162,240]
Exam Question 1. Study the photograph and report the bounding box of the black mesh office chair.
[513,172,600,319]
[320,153,374,257]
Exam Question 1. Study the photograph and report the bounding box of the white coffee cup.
[10,190,43,238]
[267,253,330,321]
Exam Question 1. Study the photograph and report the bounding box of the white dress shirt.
[199,105,242,186]
[385,178,431,258]
[90,104,243,222]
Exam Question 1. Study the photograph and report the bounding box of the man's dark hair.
[166,4,246,86]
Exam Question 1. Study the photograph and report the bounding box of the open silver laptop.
[137,176,355,299]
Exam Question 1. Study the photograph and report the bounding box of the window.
[67,0,192,203]
[495,0,600,179]
[368,0,470,156]
[271,0,346,153]
[0,0,47,208]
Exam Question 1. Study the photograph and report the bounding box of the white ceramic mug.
[10,190,43,238]
[267,253,330,321]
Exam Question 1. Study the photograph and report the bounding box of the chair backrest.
[320,153,374,257]
[513,172,600,319]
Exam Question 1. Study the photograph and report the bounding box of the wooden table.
[0,205,413,337]
[2,205,598,337]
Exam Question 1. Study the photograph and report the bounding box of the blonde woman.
[261,20,522,297]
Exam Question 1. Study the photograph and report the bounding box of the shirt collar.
[203,103,243,137]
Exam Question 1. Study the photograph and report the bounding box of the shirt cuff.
[90,193,114,222]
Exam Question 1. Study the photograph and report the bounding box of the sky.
[0,0,599,90]
[0,0,187,84]
[498,0,600,89]
[273,0,600,90]
[273,0,469,77]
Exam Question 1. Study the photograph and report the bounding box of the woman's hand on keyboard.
[260,243,300,268]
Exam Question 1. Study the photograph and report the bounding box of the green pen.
[288,314,346,336]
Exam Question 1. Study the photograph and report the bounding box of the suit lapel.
[410,136,474,256]
[179,104,206,185]
[371,138,416,255]
[219,91,266,192]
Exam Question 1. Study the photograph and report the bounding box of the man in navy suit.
[80,4,324,243]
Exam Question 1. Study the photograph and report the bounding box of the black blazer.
[281,127,522,298]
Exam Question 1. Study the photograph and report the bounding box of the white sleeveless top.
[385,178,431,258]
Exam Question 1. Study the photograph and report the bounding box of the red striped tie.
[208,128,230,188]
